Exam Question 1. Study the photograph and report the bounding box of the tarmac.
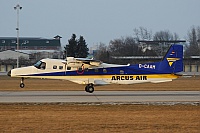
[0,91,199,105]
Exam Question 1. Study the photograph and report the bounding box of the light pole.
[14,4,22,68]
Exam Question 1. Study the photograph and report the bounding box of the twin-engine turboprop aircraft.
[8,44,183,93]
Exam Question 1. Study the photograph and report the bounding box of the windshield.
[34,61,42,68]
[34,61,46,69]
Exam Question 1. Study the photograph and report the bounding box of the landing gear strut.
[85,83,94,93]
[20,77,25,88]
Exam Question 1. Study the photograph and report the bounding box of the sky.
[0,0,200,48]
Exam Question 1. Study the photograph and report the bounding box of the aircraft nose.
[7,70,11,77]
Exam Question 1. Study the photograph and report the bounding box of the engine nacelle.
[67,62,83,68]
[90,61,101,66]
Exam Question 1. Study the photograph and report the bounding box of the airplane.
[7,44,183,93]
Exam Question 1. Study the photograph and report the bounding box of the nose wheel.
[85,84,94,93]
[20,78,25,88]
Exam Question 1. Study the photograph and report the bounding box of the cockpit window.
[34,61,42,68]
[40,62,46,69]
[34,61,46,70]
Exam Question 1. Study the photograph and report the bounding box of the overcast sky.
[0,0,199,47]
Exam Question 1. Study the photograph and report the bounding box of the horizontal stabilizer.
[151,79,172,83]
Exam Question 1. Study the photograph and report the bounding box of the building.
[0,36,62,72]
[0,36,61,52]
[0,50,30,72]
[0,50,29,60]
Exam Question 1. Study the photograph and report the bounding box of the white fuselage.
[10,58,179,86]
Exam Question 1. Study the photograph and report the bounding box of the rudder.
[158,44,183,73]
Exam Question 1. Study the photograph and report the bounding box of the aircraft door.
[65,65,71,75]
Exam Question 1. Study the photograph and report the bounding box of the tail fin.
[158,44,183,73]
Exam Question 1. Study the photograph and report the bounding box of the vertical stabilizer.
[158,44,183,73]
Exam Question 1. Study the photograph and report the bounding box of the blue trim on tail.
[157,44,183,73]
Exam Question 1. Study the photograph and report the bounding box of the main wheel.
[87,85,94,93]
[20,83,25,88]
[85,86,88,92]
[85,84,94,93]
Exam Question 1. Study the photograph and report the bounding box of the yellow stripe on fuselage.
[19,74,179,79]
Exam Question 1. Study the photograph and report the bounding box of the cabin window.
[67,67,71,70]
[95,69,98,73]
[53,65,57,69]
[103,69,107,73]
[120,70,124,74]
[78,67,83,72]
[59,66,63,70]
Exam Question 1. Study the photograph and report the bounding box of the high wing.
[65,57,102,68]
[75,58,102,66]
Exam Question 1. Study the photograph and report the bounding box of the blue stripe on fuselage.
[22,62,172,77]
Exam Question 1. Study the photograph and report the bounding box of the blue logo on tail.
[161,44,183,73]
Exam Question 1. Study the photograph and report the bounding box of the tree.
[184,26,200,56]
[64,34,89,58]
[76,36,89,58]
[94,36,143,64]
[133,27,154,55]
[153,30,180,56]
[133,27,153,41]
[109,36,142,56]
[64,34,77,57]
[153,30,179,41]
[94,43,110,62]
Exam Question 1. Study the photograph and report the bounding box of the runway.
[0,91,199,104]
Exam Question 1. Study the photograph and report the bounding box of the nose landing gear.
[85,83,94,93]
[20,77,25,88]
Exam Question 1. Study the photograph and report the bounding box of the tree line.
[64,26,200,63]
[95,26,200,63]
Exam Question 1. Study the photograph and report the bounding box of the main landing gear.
[85,83,94,93]
[20,77,25,88]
